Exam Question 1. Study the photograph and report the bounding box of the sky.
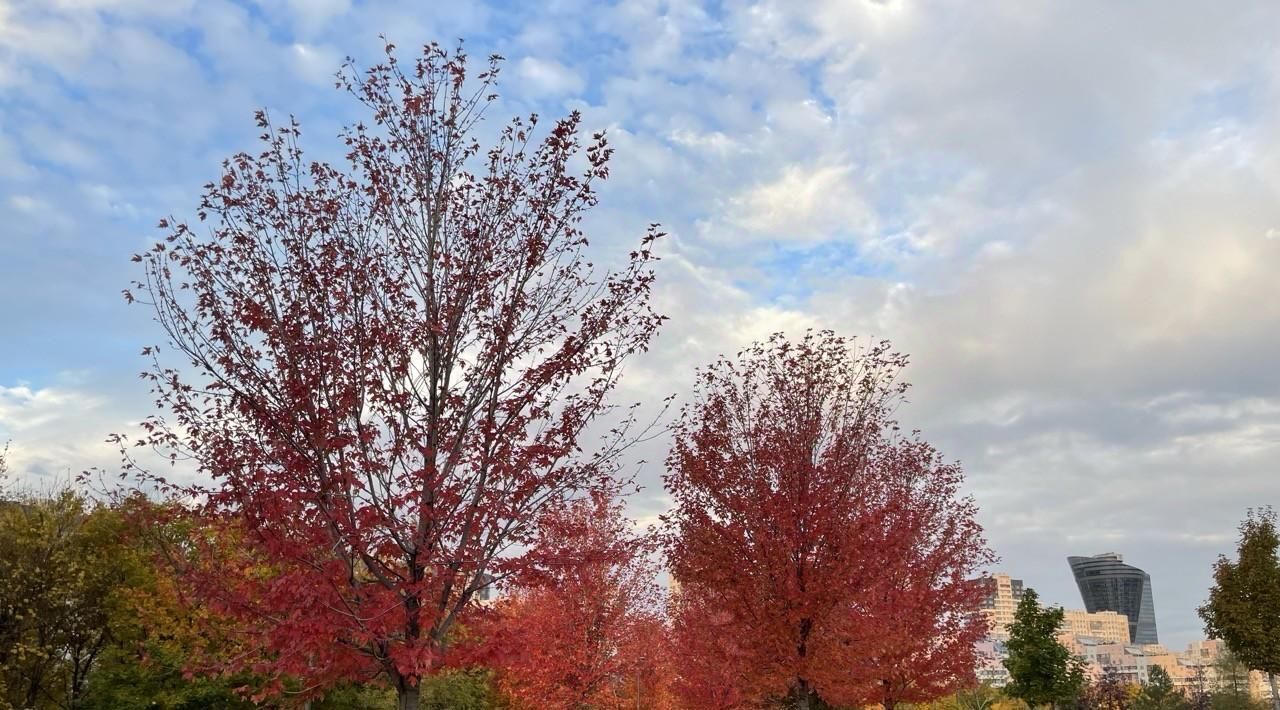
[2,0,1280,650]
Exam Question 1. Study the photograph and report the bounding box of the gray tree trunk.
[792,678,812,710]
[398,686,420,710]
[1268,672,1279,710]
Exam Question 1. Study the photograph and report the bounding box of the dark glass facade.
[1067,553,1158,644]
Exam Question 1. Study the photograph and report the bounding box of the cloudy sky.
[3,0,1280,649]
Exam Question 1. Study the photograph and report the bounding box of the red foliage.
[668,589,753,709]
[477,493,675,709]
[122,42,664,705]
[663,331,991,709]
[839,440,994,709]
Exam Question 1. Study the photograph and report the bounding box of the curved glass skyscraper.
[1067,553,1158,645]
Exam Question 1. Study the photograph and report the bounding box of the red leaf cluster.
[474,493,676,709]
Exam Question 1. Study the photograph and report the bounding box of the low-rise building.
[1058,609,1131,645]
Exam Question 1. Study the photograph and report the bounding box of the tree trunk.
[793,678,811,710]
[398,686,420,710]
[1268,672,1279,710]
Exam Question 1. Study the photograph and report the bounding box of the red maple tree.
[477,493,673,709]
[663,331,989,709]
[841,439,994,710]
[123,42,664,709]
[668,586,754,709]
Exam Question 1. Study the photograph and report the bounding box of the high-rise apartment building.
[980,573,1024,638]
[1068,553,1158,644]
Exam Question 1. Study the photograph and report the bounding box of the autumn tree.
[1003,589,1086,710]
[79,498,264,710]
[124,41,664,710]
[667,584,753,709]
[846,439,994,710]
[1200,508,1280,710]
[480,492,672,709]
[1079,670,1137,710]
[664,331,985,709]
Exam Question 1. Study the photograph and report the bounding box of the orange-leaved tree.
[479,493,674,709]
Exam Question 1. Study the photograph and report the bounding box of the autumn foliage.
[103,28,1007,710]
[477,493,674,709]
[123,41,663,708]
[663,331,991,709]
[844,439,994,709]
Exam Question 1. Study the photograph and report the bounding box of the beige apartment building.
[980,574,1024,638]
[1058,608,1131,645]
[982,573,1129,646]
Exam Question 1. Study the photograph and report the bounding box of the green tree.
[1207,649,1268,710]
[898,685,1021,710]
[0,482,264,710]
[0,488,142,709]
[79,641,258,710]
[1003,589,1086,709]
[955,683,1003,710]
[1200,508,1280,710]
[417,670,505,710]
[1134,665,1185,710]
[1213,649,1252,701]
[311,682,397,709]
[310,671,504,710]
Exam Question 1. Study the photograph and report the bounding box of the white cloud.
[284,0,350,36]
[0,381,119,487]
[291,42,341,84]
[0,383,101,433]
[7,194,42,212]
[515,56,584,97]
[713,163,875,244]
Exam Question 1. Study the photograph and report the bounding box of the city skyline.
[3,1,1280,652]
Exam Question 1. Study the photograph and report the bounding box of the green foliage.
[418,669,506,710]
[1134,665,1185,710]
[1200,508,1280,678]
[0,486,264,710]
[312,682,397,709]
[1206,649,1269,710]
[1207,690,1269,710]
[1003,588,1086,709]
[0,489,145,709]
[79,641,257,710]
[901,684,1024,710]
[1079,669,1138,710]
[952,683,1005,710]
[310,670,504,710]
